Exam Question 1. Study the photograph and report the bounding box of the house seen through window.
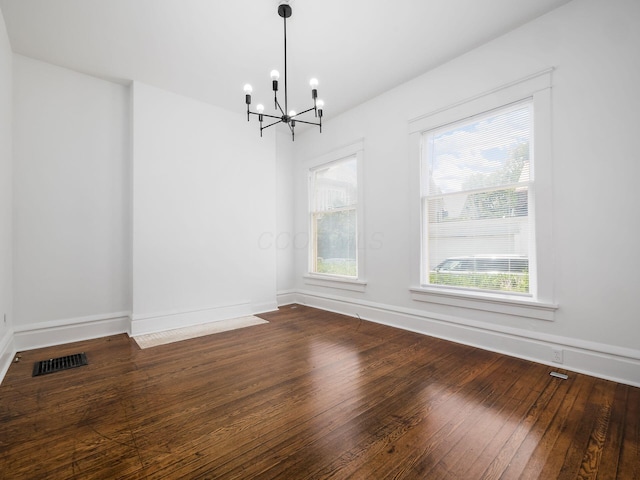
[421,100,533,294]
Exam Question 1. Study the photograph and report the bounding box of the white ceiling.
[0,0,571,119]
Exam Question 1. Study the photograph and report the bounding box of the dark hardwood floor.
[0,305,638,479]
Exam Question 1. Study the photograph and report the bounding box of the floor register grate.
[32,353,88,377]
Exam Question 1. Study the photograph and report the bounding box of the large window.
[309,156,358,278]
[421,101,533,295]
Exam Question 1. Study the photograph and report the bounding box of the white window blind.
[310,156,358,277]
[421,101,533,294]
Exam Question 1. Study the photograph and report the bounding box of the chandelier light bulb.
[243,84,253,94]
[270,70,280,81]
[289,110,296,117]
[256,104,265,113]
[309,78,319,88]
[316,100,324,109]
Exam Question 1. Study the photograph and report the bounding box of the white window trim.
[409,287,557,321]
[408,68,557,319]
[303,274,367,292]
[306,140,366,291]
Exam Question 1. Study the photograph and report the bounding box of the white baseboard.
[295,290,640,388]
[276,290,297,307]
[0,330,16,385]
[13,311,131,352]
[5,292,638,389]
[131,302,255,336]
[8,298,279,355]
[251,300,279,316]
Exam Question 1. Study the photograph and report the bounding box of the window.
[409,69,556,319]
[309,155,358,278]
[421,101,533,295]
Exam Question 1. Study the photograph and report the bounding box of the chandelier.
[243,2,324,141]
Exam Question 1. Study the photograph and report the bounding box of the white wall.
[275,130,295,299]
[12,55,131,348]
[290,0,640,386]
[131,82,277,335]
[0,8,13,377]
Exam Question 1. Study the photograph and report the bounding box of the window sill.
[304,274,367,293]
[409,286,558,321]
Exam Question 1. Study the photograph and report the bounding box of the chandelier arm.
[290,106,316,118]
[250,111,281,121]
[291,119,321,127]
[261,119,284,130]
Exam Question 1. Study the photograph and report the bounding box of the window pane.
[313,159,357,211]
[310,155,358,278]
[313,209,357,277]
[423,105,531,196]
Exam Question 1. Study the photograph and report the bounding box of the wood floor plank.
[140,327,397,477]
[219,340,457,479]
[565,381,615,480]
[151,323,457,478]
[264,345,488,480]
[458,361,555,479]
[343,354,513,480]
[417,359,547,479]
[525,374,599,479]
[0,305,638,479]
[616,385,640,480]
[500,371,586,479]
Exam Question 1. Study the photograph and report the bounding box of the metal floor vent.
[32,352,88,377]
